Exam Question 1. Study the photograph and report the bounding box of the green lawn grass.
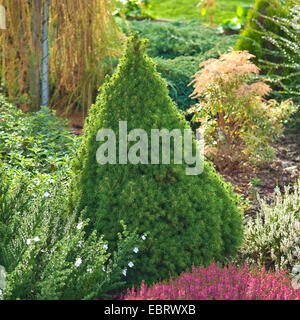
[150,0,255,25]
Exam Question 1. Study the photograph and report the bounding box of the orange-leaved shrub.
[188,51,296,170]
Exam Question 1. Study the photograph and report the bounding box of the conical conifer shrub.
[69,35,243,285]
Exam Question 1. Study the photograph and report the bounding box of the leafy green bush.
[69,35,243,286]
[0,95,80,177]
[221,5,251,34]
[239,179,300,272]
[0,168,143,300]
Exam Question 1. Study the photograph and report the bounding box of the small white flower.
[33,236,40,242]
[43,192,50,198]
[75,258,82,268]
[103,244,108,251]
[26,239,32,245]
[128,262,134,268]
[78,241,83,248]
[77,222,83,230]
[231,17,238,23]
[87,268,93,273]
[142,235,147,241]
[122,269,127,276]
[274,186,280,194]
[0,289,2,295]
[133,247,139,253]
[102,267,106,272]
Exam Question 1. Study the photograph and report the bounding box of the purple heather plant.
[124,263,300,300]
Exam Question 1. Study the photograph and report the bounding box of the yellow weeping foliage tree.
[0,0,122,114]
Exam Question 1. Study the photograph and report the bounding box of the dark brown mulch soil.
[58,108,85,135]
[219,129,300,220]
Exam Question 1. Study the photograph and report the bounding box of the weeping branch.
[0,0,122,113]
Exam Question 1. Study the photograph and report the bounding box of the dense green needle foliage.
[154,56,202,111]
[118,19,238,110]
[69,35,243,285]
[122,19,238,60]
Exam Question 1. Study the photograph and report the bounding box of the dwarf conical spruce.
[69,35,243,285]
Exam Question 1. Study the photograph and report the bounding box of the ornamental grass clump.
[69,35,243,286]
[124,262,300,300]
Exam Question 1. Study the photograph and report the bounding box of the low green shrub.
[69,35,243,286]
[239,179,300,271]
[0,95,80,178]
[0,168,143,300]
[154,56,202,111]
[119,19,238,59]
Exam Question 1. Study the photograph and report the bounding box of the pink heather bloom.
[123,263,300,301]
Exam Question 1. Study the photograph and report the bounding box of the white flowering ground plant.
[238,179,300,271]
[0,168,143,300]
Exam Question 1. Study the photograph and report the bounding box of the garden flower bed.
[124,263,300,300]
